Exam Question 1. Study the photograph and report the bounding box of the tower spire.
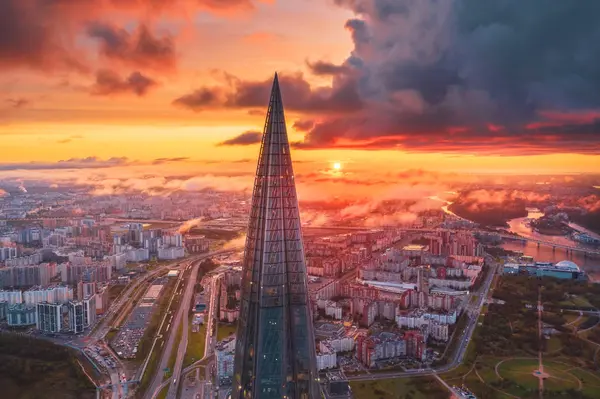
[232,74,320,399]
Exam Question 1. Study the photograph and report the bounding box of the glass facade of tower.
[232,74,320,399]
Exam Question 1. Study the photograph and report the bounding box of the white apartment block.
[0,290,23,304]
[24,286,73,305]
[317,342,337,370]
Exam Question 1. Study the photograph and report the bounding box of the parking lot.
[110,281,165,359]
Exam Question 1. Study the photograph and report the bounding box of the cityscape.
[2,1,600,399]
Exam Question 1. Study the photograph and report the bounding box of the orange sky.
[1,0,599,178]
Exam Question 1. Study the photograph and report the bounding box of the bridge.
[497,233,600,256]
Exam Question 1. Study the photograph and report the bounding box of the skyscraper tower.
[232,74,320,399]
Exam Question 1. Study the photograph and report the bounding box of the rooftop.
[403,244,428,251]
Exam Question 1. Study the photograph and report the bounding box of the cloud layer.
[173,73,363,113]
[91,70,158,96]
[218,131,262,146]
[0,0,260,73]
[292,0,600,154]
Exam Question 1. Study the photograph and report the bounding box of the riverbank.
[441,203,600,276]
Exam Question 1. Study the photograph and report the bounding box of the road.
[145,258,203,399]
[39,258,186,399]
[164,260,202,399]
[146,248,241,399]
[154,249,497,396]
[90,258,193,399]
[151,269,223,399]
[202,274,221,397]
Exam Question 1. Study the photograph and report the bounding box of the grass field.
[442,354,600,399]
[545,336,563,353]
[217,322,237,341]
[497,359,578,391]
[183,317,207,368]
[559,296,594,308]
[156,385,169,399]
[562,312,582,324]
[164,323,183,380]
[350,376,448,399]
[108,284,127,301]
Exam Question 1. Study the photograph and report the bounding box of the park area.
[350,376,448,399]
[439,275,600,399]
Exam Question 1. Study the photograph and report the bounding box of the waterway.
[442,204,600,279]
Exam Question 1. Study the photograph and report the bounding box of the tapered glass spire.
[232,73,320,399]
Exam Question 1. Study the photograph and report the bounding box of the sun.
[333,162,342,170]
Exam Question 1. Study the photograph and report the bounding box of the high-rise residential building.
[0,263,52,288]
[77,281,96,300]
[68,301,84,333]
[232,73,320,399]
[7,303,37,326]
[83,295,96,327]
[0,245,17,261]
[0,290,23,304]
[36,302,64,333]
[24,285,73,305]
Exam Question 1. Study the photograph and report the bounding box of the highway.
[89,253,229,399]
[162,260,199,399]
[146,248,241,399]
[145,257,206,399]
[151,267,224,399]
[87,258,192,399]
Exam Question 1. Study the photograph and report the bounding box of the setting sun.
[333,162,342,170]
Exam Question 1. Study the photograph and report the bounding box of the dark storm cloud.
[0,0,257,72]
[173,73,364,113]
[172,88,223,110]
[306,60,351,76]
[0,0,88,72]
[91,70,158,96]
[218,131,262,146]
[293,120,315,131]
[87,22,177,71]
[295,0,600,154]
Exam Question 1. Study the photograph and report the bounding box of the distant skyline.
[2,0,600,181]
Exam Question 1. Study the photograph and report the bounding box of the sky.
[1,0,600,193]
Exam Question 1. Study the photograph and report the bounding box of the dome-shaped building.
[555,260,580,271]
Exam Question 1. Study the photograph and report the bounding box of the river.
[442,203,600,279]
[504,208,600,274]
